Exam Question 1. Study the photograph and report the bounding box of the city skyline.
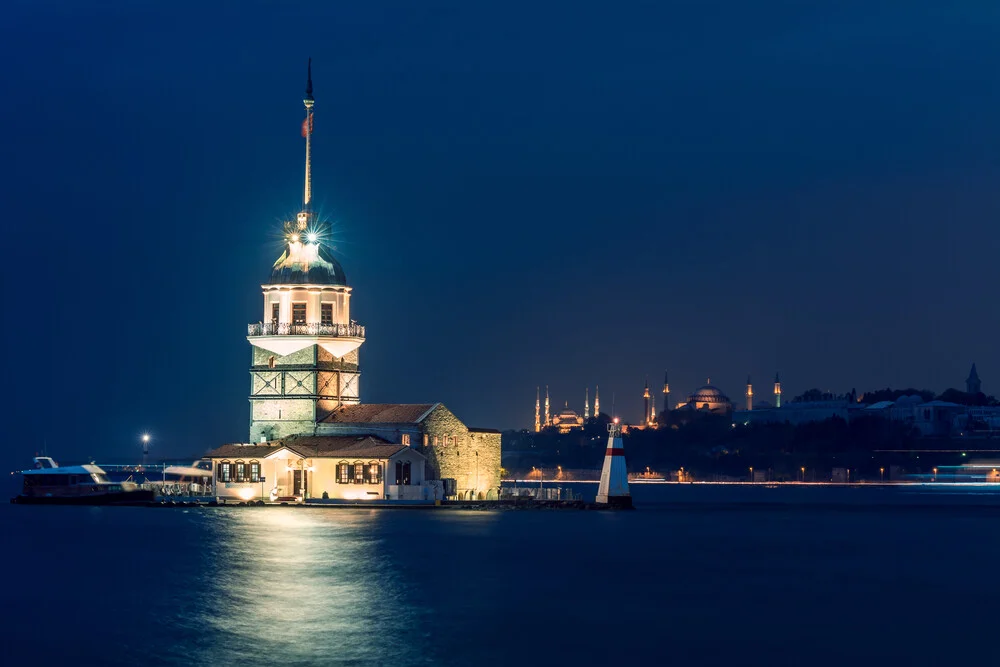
[2,3,999,468]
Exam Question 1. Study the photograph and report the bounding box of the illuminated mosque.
[532,372,785,430]
[204,62,500,502]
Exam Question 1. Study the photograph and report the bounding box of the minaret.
[643,380,651,426]
[967,363,982,395]
[247,61,365,443]
[774,372,782,408]
[594,385,600,417]
[534,387,541,432]
[662,370,670,413]
[544,386,551,427]
[746,375,753,411]
[584,387,590,420]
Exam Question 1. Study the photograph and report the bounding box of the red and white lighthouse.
[595,418,632,508]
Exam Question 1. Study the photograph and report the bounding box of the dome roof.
[689,385,731,403]
[269,242,347,286]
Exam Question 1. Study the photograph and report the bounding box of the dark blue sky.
[3,1,999,466]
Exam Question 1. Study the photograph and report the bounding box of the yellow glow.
[291,234,300,242]
[238,487,257,501]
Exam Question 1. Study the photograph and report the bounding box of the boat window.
[92,474,110,484]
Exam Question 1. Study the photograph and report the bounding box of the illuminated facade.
[248,60,364,443]
[551,402,585,433]
[679,380,733,416]
[212,63,500,501]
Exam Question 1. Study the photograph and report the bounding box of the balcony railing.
[248,321,366,338]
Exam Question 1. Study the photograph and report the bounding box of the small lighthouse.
[595,418,632,509]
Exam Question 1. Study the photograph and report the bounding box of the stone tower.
[247,61,365,443]
[967,363,982,395]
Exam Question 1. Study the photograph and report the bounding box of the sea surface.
[3,484,1000,666]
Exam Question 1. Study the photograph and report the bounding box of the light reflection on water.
[197,508,428,666]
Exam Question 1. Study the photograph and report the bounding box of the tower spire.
[746,375,753,411]
[301,58,315,216]
[584,387,590,420]
[662,370,670,414]
[594,385,600,417]
[774,372,782,408]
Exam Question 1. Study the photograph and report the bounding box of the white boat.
[11,457,156,505]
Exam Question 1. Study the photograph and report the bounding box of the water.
[2,485,999,666]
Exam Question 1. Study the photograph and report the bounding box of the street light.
[880,467,885,483]
[933,467,938,481]
[801,466,805,483]
[749,467,753,483]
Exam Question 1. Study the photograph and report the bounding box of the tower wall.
[418,405,501,498]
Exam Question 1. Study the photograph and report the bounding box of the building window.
[434,436,439,447]
[365,463,382,484]
[219,461,232,482]
[250,461,260,483]
[321,303,333,325]
[292,303,306,324]
[271,303,279,323]
[353,462,365,484]
[235,461,246,482]
[337,462,350,484]
[395,461,412,485]
[268,356,276,369]
[401,434,411,446]
[423,434,429,446]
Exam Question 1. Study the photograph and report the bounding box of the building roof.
[469,427,501,434]
[321,403,438,424]
[689,385,731,403]
[204,434,414,460]
[268,242,347,286]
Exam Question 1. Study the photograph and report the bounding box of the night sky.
[3,1,999,467]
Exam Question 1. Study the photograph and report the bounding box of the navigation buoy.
[596,418,633,509]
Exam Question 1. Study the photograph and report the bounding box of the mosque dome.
[269,241,347,286]
[687,383,733,413]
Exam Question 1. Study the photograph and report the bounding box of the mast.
[302,58,315,218]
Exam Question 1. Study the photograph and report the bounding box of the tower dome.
[269,236,347,286]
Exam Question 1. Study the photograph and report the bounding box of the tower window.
[292,303,306,324]
[268,356,276,369]
[271,303,279,323]
[321,303,333,326]
[401,434,411,446]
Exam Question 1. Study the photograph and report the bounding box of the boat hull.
[11,490,156,506]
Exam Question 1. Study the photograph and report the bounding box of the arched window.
[364,463,382,484]
[336,461,349,484]
[234,460,246,482]
[268,356,276,369]
[219,461,232,482]
[353,461,365,484]
[395,460,412,486]
[249,461,261,483]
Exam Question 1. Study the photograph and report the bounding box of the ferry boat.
[11,457,156,505]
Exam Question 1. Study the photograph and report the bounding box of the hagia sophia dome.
[686,382,732,414]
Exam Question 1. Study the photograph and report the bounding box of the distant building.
[967,363,982,395]
[551,402,585,434]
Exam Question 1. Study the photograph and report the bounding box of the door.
[292,469,307,497]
